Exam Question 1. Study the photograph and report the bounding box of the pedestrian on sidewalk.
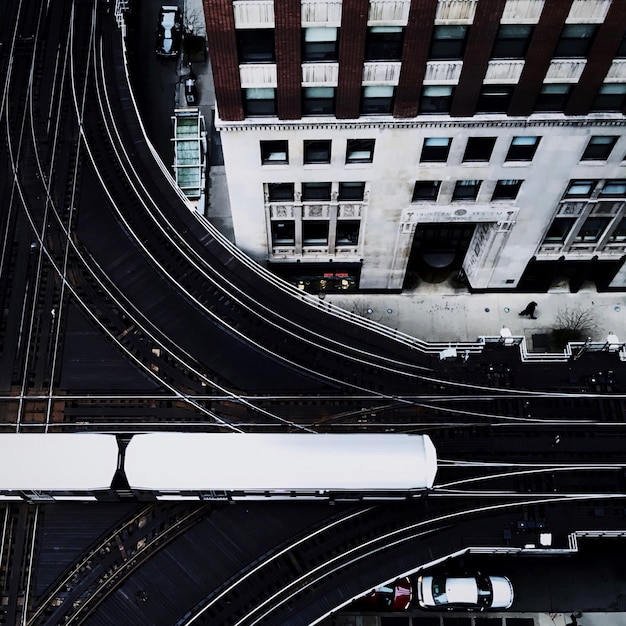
[519,301,538,319]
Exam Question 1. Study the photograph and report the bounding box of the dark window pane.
[544,218,576,242]
[261,140,288,164]
[553,24,596,58]
[564,179,597,198]
[491,24,533,58]
[304,140,331,164]
[237,29,275,63]
[476,86,513,113]
[419,86,454,114]
[364,26,404,61]
[591,84,626,112]
[336,221,360,245]
[420,137,452,163]
[574,217,610,242]
[581,136,618,161]
[303,87,335,116]
[338,182,365,200]
[361,86,394,115]
[412,181,441,201]
[244,88,276,116]
[429,25,468,60]
[302,27,338,62]
[599,180,626,197]
[452,180,481,201]
[271,221,295,245]
[302,221,329,245]
[346,139,375,163]
[463,137,496,162]
[505,136,540,161]
[492,179,522,200]
[267,183,294,201]
[616,34,626,58]
[302,182,331,200]
[534,84,571,112]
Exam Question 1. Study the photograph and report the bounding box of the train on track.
[0,433,437,502]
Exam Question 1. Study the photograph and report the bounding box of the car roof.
[444,577,479,604]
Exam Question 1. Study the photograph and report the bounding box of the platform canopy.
[0,434,119,491]
[124,433,437,492]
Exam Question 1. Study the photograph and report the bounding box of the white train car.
[0,433,437,501]
[0,434,119,501]
[124,433,437,500]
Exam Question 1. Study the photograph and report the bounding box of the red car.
[351,577,413,612]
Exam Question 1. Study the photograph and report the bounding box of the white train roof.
[124,433,437,491]
[0,434,119,491]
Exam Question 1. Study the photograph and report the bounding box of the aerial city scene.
[1,0,626,624]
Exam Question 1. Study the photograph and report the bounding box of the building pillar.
[393,0,438,119]
[507,0,574,116]
[275,0,302,119]
[565,4,626,115]
[449,0,507,117]
[335,0,369,119]
[202,0,244,120]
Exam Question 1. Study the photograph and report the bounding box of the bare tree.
[551,305,596,350]
[553,305,595,334]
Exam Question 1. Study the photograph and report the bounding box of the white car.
[417,574,514,610]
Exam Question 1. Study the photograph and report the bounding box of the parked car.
[156,5,183,58]
[351,577,413,612]
[417,574,514,610]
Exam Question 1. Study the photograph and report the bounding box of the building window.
[581,136,618,161]
[361,86,395,115]
[420,137,452,163]
[304,140,331,164]
[237,29,275,63]
[364,26,404,61]
[419,86,454,114]
[586,219,613,244]
[302,27,338,62]
[267,183,294,201]
[302,87,335,116]
[346,139,375,164]
[574,217,611,242]
[412,181,441,201]
[260,140,288,165]
[492,179,522,200]
[452,180,481,201]
[544,217,576,243]
[534,84,571,112]
[244,88,276,116]
[475,86,514,113]
[553,24,596,58]
[591,84,626,112]
[302,221,329,245]
[463,137,497,162]
[491,24,533,59]
[338,182,365,201]
[505,136,540,161]
[609,217,626,241]
[429,25,468,60]
[302,182,332,201]
[336,221,360,245]
[271,221,295,245]
[599,180,626,197]
[564,180,597,198]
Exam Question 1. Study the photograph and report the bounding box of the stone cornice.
[216,114,626,132]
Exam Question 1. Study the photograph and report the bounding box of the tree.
[551,305,595,350]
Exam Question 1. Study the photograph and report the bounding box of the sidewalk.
[324,279,626,347]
